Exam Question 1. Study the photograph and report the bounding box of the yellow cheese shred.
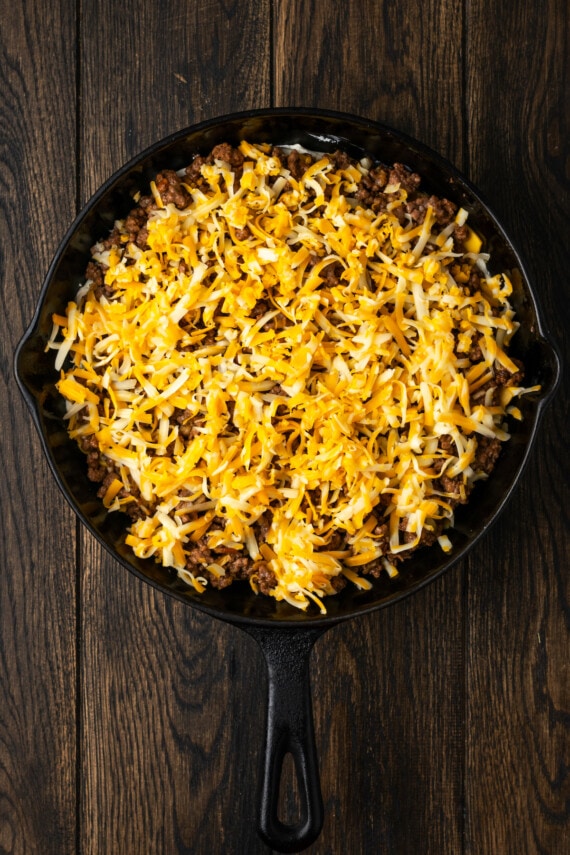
[48,141,538,611]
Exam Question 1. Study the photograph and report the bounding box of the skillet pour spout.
[13,109,561,852]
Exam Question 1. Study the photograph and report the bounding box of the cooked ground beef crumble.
[52,141,529,609]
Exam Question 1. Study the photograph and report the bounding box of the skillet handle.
[245,625,327,853]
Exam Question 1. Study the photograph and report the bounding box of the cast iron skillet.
[14,109,561,852]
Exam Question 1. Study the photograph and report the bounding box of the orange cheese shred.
[48,141,537,611]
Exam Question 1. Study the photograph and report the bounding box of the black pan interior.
[14,108,561,627]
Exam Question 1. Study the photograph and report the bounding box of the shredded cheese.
[49,141,538,611]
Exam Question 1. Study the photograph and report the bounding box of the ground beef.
[178,414,206,439]
[124,205,148,236]
[287,149,314,181]
[430,195,457,225]
[155,170,190,208]
[96,471,119,496]
[418,527,440,547]
[85,260,104,288]
[305,252,319,270]
[326,530,346,551]
[138,194,156,212]
[87,456,107,483]
[205,554,279,594]
[387,163,421,193]
[320,260,344,286]
[184,154,219,191]
[330,149,352,171]
[355,165,389,211]
[136,227,150,250]
[256,562,278,594]
[88,268,115,300]
[496,359,525,387]
[121,205,149,249]
[437,473,470,502]
[230,556,254,579]
[453,224,469,249]
[471,360,525,405]
[256,512,272,541]
[80,437,152,520]
[468,331,484,363]
[73,141,526,605]
[194,327,217,347]
[398,516,442,547]
[79,435,107,482]
[405,196,430,224]
[211,143,244,169]
[373,523,390,551]
[468,270,482,292]
[474,436,502,474]
[185,539,214,570]
[234,225,251,240]
[99,226,121,250]
[251,299,271,319]
[361,559,383,579]
[330,575,347,592]
[406,193,457,226]
[211,144,245,189]
[206,572,234,590]
[80,435,99,452]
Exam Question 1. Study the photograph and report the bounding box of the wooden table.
[1,1,568,852]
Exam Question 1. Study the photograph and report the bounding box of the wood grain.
[465,0,570,851]
[78,2,272,853]
[81,545,266,853]
[273,0,465,163]
[80,0,271,200]
[274,1,467,852]
[309,582,465,854]
[0,2,78,853]
[0,0,568,852]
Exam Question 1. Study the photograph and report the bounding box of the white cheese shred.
[48,141,538,611]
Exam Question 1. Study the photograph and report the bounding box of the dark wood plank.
[81,551,266,853]
[274,2,467,852]
[3,2,565,854]
[310,584,465,854]
[274,0,465,161]
[78,2,272,852]
[80,0,271,199]
[0,2,78,853]
[465,0,570,851]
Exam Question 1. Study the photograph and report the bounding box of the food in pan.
[48,141,537,611]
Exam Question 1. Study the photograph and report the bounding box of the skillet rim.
[14,106,562,629]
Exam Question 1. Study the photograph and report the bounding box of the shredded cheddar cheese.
[48,142,538,611]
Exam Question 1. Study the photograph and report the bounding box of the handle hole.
[277,751,302,826]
